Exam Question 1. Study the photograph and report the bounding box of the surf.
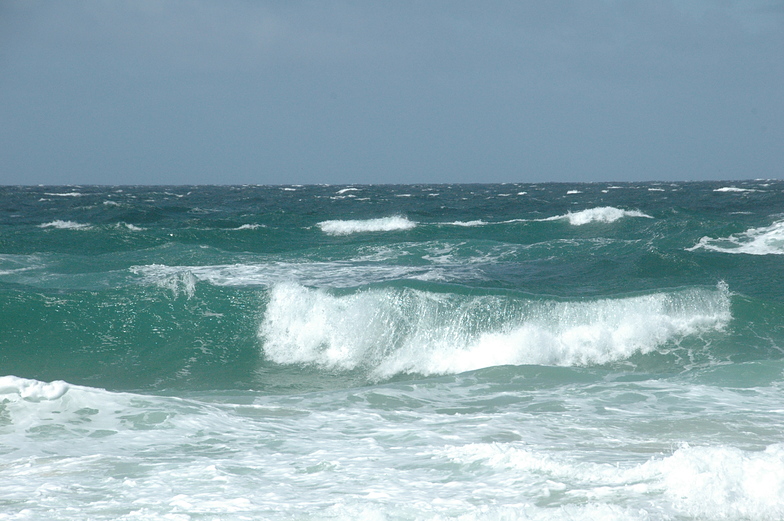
[259,282,732,379]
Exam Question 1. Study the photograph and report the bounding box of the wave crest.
[689,220,784,255]
[259,283,731,378]
[38,220,93,230]
[0,375,70,401]
[553,207,653,226]
[318,216,416,235]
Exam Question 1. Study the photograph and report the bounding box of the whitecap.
[38,220,93,230]
[714,187,759,193]
[318,216,416,235]
[545,207,652,225]
[689,219,784,255]
[0,375,69,401]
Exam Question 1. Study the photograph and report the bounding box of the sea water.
[1,182,784,520]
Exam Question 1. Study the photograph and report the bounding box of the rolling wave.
[550,207,653,226]
[318,216,416,235]
[259,282,731,378]
[689,220,784,255]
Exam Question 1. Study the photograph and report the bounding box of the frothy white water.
[547,207,653,226]
[447,220,487,227]
[689,220,784,255]
[0,375,69,401]
[38,220,93,230]
[259,283,731,378]
[234,223,264,230]
[318,216,416,235]
[441,441,784,520]
[714,186,759,193]
[2,373,782,521]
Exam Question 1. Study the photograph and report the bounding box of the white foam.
[44,192,84,197]
[566,190,582,195]
[546,207,653,226]
[234,224,265,230]
[688,220,784,255]
[116,222,144,231]
[336,187,359,194]
[318,216,416,235]
[714,187,758,193]
[0,375,69,401]
[448,220,487,227]
[439,441,784,520]
[259,283,731,378]
[38,220,93,230]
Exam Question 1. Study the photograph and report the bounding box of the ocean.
[1,181,784,520]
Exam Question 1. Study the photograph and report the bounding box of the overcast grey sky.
[1,1,782,185]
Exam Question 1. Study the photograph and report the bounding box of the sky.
[1,1,783,185]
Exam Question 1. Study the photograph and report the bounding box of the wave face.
[4,182,784,520]
[260,282,731,378]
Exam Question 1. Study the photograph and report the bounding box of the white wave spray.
[689,220,784,255]
[318,216,416,235]
[548,207,653,226]
[259,283,731,378]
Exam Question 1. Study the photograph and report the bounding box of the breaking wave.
[318,216,416,235]
[38,220,93,230]
[259,282,731,379]
[548,207,653,226]
[688,220,784,255]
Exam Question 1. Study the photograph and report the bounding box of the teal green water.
[2,182,783,392]
[2,182,784,519]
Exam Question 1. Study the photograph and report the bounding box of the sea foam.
[689,220,784,255]
[38,220,93,230]
[318,216,416,235]
[0,375,69,401]
[441,441,784,520]
[548,207,653,226]
[259,283,731,378]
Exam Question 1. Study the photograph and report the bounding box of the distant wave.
[129,258,467,293]
[38,220,93,230]
[115,222,144,231]
[547,207,653,226]
[447,220,487,227]
[318,216,416,235]
[688,219,784,255]
[43,192,84,197]
[714,187,759,193]
[234,224,265,230]
[259,282,731,379]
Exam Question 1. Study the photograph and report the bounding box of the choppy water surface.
[2,182,784,520]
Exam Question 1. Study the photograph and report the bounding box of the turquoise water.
[2,182,784,519]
